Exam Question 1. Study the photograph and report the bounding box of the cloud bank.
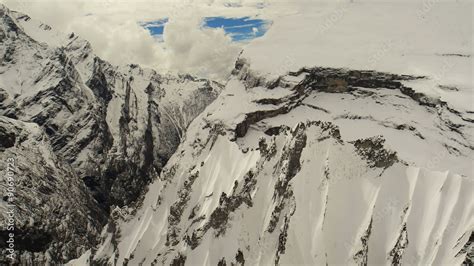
[1,0,271,81]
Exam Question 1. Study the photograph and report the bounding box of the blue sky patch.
[141,18,168,38]
[141,17,270,42]
[203,17,270,42]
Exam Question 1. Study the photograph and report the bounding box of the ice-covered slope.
[0,3,222,264]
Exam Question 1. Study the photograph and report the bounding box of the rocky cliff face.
[87,60,473,265]
[0,117,106,264]
[0,4,221,264]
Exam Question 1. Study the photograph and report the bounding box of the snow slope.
[90,61,473,265]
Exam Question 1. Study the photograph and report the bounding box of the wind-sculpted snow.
[89,61,473,265]
[0,4,221,264]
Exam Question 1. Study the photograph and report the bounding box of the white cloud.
[0,0,272,81]
[162,14,241,80]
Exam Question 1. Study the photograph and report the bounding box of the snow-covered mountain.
[82,61,473,265]
[0,4,221,264]
[1,1,473,265]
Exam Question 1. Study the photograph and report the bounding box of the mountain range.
[0,2,472,265]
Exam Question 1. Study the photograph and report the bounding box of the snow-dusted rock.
[0,3,221,264]
[0,116,106,264]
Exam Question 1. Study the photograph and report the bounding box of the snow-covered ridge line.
[230,60,472,147]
